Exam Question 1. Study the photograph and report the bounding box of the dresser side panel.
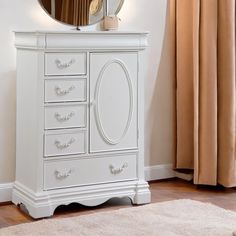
[16,49,44,192]
[137,50,147,180]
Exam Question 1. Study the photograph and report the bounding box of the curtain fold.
[217,0,236,187]
[172,0,236,187]
[61,0,93,26]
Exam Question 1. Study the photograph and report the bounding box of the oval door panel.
[94,60,133,145]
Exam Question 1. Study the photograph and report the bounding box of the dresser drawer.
[45,78,86,103]
[45,53,87,76]
[45,104,86,130]
[44,130,86,157]
[44,154,137,190]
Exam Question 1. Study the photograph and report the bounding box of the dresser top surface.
[14,30,149,50]
[14,30,149,35]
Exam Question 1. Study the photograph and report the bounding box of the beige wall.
[144,0,175,166]
[0,0,174,183]
[119,1,175,167]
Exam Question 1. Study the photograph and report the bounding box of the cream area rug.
[1,199,236,236]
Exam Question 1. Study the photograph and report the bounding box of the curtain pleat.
[192,0,200,184]
[172,0,236,187]
[175,0,195,170]
[198,0,218,185]
[61,0,92,26]
[217,0,236,187]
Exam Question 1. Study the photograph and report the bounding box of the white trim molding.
[0,165,192,203]
[0,166,173,203]
[0,183,13,202]
[175,171,193,181]
[145,164,176,181]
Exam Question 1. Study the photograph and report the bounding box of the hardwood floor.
[0,178,236,229]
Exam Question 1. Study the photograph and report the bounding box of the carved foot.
[132,181,151,205]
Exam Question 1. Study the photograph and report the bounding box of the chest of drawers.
[13,31,150,218]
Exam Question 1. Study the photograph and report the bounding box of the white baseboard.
[175,171,193,181]
[0,183,13,203]
[145,164,176,181]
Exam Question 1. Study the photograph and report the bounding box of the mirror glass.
[39,0,124,27]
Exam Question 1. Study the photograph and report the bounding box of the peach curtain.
[171,0,236,187]
[61,0,93,26]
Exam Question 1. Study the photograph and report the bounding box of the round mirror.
[39,0,124,27]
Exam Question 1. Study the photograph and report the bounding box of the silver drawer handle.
[54,138,75,149]
[55,112,75,122]
[55,169,72,179]
[55,85,75,96]
[55,59,75,69]
[109,163,128,175]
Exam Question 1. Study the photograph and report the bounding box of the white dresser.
[13,31,150,218]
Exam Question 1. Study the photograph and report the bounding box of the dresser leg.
[12,187,55,219]
[132,181,151,205]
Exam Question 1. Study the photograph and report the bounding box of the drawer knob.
[55,59,75,69]
[55,112,75,122]
[109,162,128,175]
[55,85,75,96]
[54,138,75,149]
[55,169,72,179]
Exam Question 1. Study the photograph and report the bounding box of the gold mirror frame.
[38,0,124,28]
[90,0,103,16]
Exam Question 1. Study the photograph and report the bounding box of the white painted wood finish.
[44,130,86,157]
[44,154,137,190]
[90,53,138,153]
[45,78,87,103]
[45,103,86,130]
[0,183,13,202]
[13,31,150,218]
[0,165,174,204]
[45,53,87,76]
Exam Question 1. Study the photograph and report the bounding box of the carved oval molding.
[94,59,134,145]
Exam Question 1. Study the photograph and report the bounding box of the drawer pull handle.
[55,112,75,122]
[109,163,128,175]
[55,169,72,179]
[55,85,75,96]
[54,138,75,149]
[55,59,75,69]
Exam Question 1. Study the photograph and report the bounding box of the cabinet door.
[90,53,138,153]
